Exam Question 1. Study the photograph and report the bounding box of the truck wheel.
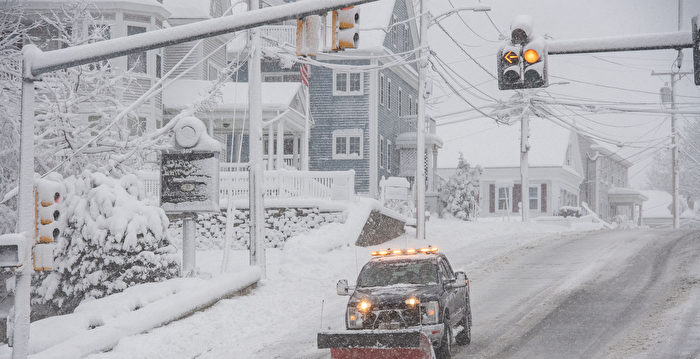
[436,321,453,359]
[456,297,472,345]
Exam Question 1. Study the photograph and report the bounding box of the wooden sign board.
[161,151,219,213]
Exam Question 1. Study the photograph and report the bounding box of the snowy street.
[79,218,700,359]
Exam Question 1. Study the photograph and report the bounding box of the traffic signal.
[295,15,321,57]
[693,15,699,85]
[34,178,62,271]
[498,15,548,90]
[332,7,360,51]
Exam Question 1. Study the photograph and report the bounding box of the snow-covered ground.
[78,208,602,359]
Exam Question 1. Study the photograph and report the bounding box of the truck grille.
[365,308,421,328]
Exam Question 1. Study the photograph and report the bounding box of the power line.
[445,0,499,43]
[433,20,497,80]
[551,75,700,99]
[431,54,498,102]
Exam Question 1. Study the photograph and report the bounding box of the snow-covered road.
[86,219,700,358]
[454,229,700,358]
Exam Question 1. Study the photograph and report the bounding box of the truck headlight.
[347,307,364,329]
[421,301,439,324]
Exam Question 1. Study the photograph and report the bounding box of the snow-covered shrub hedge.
[439,154,482,221]
[556,206,582,218]
[169,208,345,249]
[33,171,179,314]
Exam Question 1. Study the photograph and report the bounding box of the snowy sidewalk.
[0,268,260,359]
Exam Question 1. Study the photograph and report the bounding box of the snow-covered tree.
[647,118,700,210]
[0,2,33,234]
[32,171,179,314]
[439,153,482,220]
[32,1,146,176]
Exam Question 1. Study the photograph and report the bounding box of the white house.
[438,118,585,218]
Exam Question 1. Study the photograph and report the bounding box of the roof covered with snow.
[640,190,672,218]
[20,0,169,16]
[445,117,575,168]
[163,79,302,112]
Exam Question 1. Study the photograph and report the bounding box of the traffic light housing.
[693,15,699,85]
[498,15,548,90]
[34,178,62,271]
[332,7,360,51]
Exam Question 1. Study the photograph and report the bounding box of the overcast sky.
[428,0,700,189]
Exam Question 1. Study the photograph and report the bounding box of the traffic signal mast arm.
[547,31,692,55]
[23,0,379,77]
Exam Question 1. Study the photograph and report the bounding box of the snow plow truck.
[317,246,472,359]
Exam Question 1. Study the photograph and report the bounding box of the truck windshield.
[357,261,438,287]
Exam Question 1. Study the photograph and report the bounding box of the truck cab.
[336,247,472,358]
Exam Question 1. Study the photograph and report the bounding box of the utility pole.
[248,0,266,277]
[415,0,428,240]
[520,104,530,222]
[649,0,689,230]
[652,68,692,230]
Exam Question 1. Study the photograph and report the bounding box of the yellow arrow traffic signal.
[504,51,519,64]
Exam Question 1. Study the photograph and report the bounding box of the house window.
[387,79,392,110]
[379,74,385,105]
[127,26,147,73]
[386,140,392,172]
[379,135,385,168]
[208,63,219,80]
[415,100,418,115]
[529,186,539,210]
[403,25,409,52]
[128,116,147,136]
[398,87,403,116]
[333,129,363,159]
[408,95,413,116]
[333,71,363,95]
[155,54,162,78]
[498,187,510,211]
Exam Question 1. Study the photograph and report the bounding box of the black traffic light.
[498,15,548,90]
[693,15,699,86]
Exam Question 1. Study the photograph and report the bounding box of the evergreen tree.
[439,153,482,220]
[32,171,179,314]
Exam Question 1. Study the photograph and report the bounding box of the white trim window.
[333,71,363,95]
[403,24,409,52]
[415,100,418,115]
[528,185,539,211]
[333,129,363,159]
[387,79,392,110]
[386,140,392,172]
[379,135,385,168]
[408,95,413,116]
[398,87,403,116]
[379,74,385,105]
[497,186,510,211]
[126,25,147,73]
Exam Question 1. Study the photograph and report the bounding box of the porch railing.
[139,168,355,204]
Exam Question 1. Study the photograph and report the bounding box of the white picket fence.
[139,167,355,204]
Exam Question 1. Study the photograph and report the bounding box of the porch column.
[207,118,214,135]
[293,134,300,169]
[638,203,643,226]
[276,120,284,169]
[301,120,309,171]
[427,145,434,192]
[267,125,274,170]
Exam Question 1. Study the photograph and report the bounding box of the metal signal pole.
[248,0,266,277]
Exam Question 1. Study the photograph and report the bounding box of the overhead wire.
[430,54,498,102]
[444,0,499,43]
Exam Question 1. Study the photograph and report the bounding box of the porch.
[140,167,356,204]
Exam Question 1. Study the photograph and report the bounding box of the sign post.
[161,116,221,277]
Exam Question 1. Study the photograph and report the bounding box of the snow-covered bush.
[439,154,482,221]
[556,206,582,218]
[169,208,345,250]
[33,171,179,314]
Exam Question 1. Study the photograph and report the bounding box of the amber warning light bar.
[371,246,438,256]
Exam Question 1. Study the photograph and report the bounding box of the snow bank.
[2,269,260,359]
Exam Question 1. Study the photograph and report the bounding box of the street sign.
[160,152,220,213]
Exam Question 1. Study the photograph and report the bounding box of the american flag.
[300,63,310,87]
